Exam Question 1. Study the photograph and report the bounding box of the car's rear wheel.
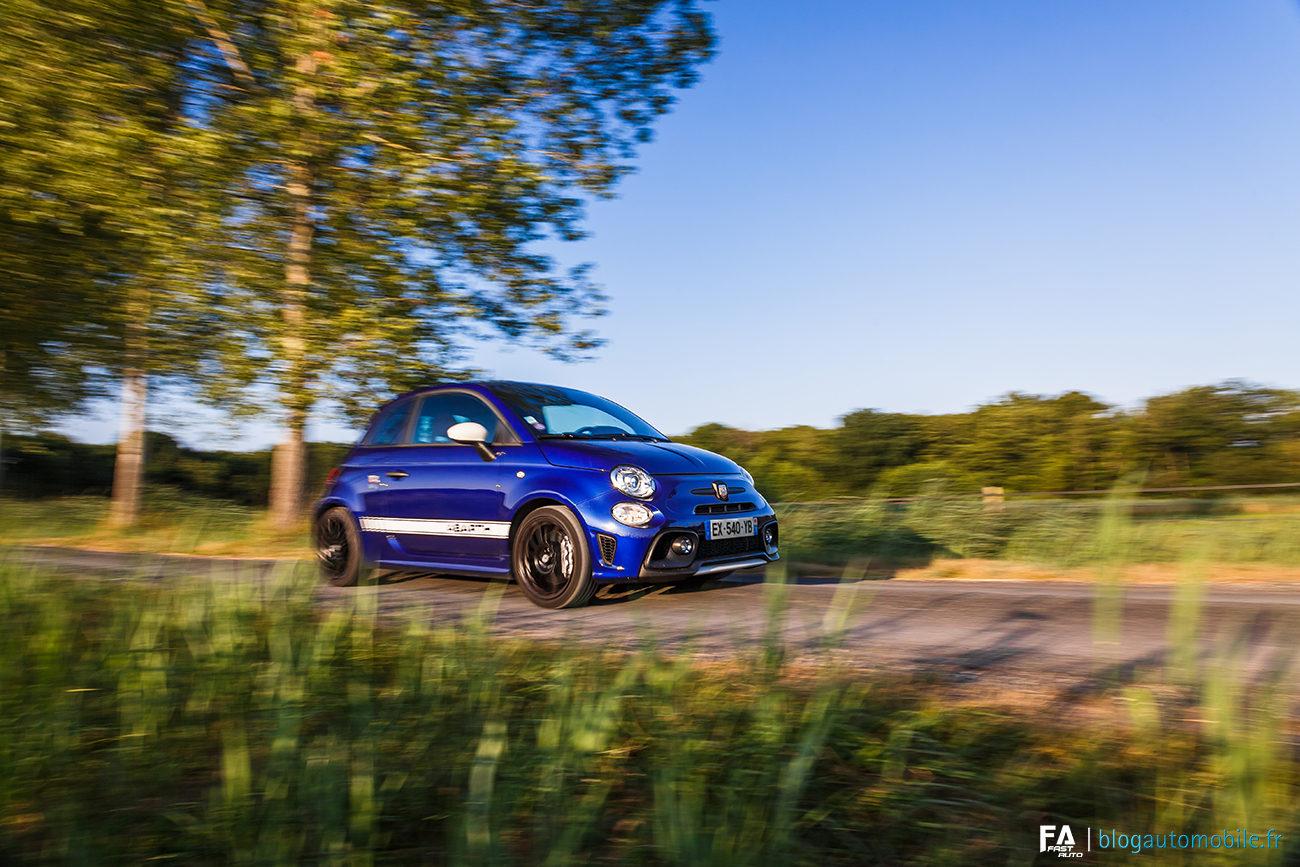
[512,506,597,609]
[315,507,365,587]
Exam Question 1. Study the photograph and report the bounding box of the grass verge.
[0,559,1296,865]
[778,495,1300,570]
[7,490,1300,581]
[0,489,307,558]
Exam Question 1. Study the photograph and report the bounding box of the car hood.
[537,439,741,475]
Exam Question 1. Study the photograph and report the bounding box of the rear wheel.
[315,507,365,587]
[511,506,597,609]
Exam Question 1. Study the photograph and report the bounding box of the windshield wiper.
[537,432,664,442]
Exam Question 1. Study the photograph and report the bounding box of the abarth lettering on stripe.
[358,517,510,539]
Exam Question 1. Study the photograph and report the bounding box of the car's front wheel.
[511,505,597,609]
[315,507,366,587]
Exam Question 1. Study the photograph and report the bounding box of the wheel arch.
[313,495,358,521]
[508,496,570,546]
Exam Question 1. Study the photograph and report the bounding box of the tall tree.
[0,0,209,521]
[188,0,717,528]
[1,2,113,434]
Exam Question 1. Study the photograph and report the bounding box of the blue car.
[313,382,779,608]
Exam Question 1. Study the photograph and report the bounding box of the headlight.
[610,465,656,499]
[611,501,654,527]
[739,466,755,485]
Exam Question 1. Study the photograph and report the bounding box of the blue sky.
[70,0,1300,446]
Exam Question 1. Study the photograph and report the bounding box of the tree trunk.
[109,314,148,527]
[268,409,307,530]
[266,33,319,531]
[267,155,314,530]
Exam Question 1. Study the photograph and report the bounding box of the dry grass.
[894,558,1300,585]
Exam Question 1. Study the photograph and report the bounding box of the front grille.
[596,533,617,566]
[690,485,747,497]
[697,534,764,560]
[694,501,756,516]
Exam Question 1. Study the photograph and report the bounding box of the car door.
[346,396,418,518]
[378,391,512,567]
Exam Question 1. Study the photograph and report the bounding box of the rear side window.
[413,393,499,444]
[366,400,413,445]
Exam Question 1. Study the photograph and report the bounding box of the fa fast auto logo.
[1041,825,1082,858]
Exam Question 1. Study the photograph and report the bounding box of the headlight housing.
[611,501,654,527]
[739,466,755,485]
[610,465,656,499]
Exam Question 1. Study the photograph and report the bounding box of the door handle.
[385,471,410,480]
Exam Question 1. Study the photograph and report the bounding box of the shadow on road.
[372,569,750,606]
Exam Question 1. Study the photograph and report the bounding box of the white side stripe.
[359,517,511,539]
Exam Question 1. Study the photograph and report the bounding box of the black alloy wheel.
[511,505,596,609]
[315,506,364,587]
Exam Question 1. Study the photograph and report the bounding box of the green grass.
[776,496,1300,569]
[8,489,1300,571]
[0,554,1296,865]
[0,488,307,557]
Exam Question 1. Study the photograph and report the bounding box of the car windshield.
[486,382,667,440]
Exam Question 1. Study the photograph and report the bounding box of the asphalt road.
[10,546,1300,683]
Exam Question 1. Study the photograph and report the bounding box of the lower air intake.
[597,533,617,566]
[697,535,764,559]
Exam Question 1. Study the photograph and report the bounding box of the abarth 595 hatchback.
[313,381,779,608]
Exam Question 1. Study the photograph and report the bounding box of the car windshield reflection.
[484,381,667,440]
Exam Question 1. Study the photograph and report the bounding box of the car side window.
[367,400,413,445]
[412,393,500,444]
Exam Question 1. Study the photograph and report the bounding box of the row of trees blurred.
[4,379,1294,508]
[680,381,1300,503]
[0,0,715,527]
[0,431,348,505]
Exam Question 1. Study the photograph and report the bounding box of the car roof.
[386,380,558,404]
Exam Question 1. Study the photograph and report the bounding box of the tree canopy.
[676,382,1300,503]
[1,0,718,525]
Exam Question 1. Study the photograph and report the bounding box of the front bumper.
[578,482,779,582]
[633,515,779,580]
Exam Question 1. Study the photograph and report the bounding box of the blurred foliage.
[185,0,716,428]
[0,432,348,506]
[0,562,1294,865]
[1,0,719,526]
[680,381,1300,503]
[0,0,214,423]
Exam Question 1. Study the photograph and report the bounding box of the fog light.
[671,536,695,556]
[611,501,653,528]
[763,526,776,547]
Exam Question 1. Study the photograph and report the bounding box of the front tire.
[315,507,366,587]
[511,506,597,609]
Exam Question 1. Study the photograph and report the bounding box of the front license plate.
[707,516,756,540]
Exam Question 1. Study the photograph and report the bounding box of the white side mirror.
[446,421,495,461]
[447,421,488,443]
